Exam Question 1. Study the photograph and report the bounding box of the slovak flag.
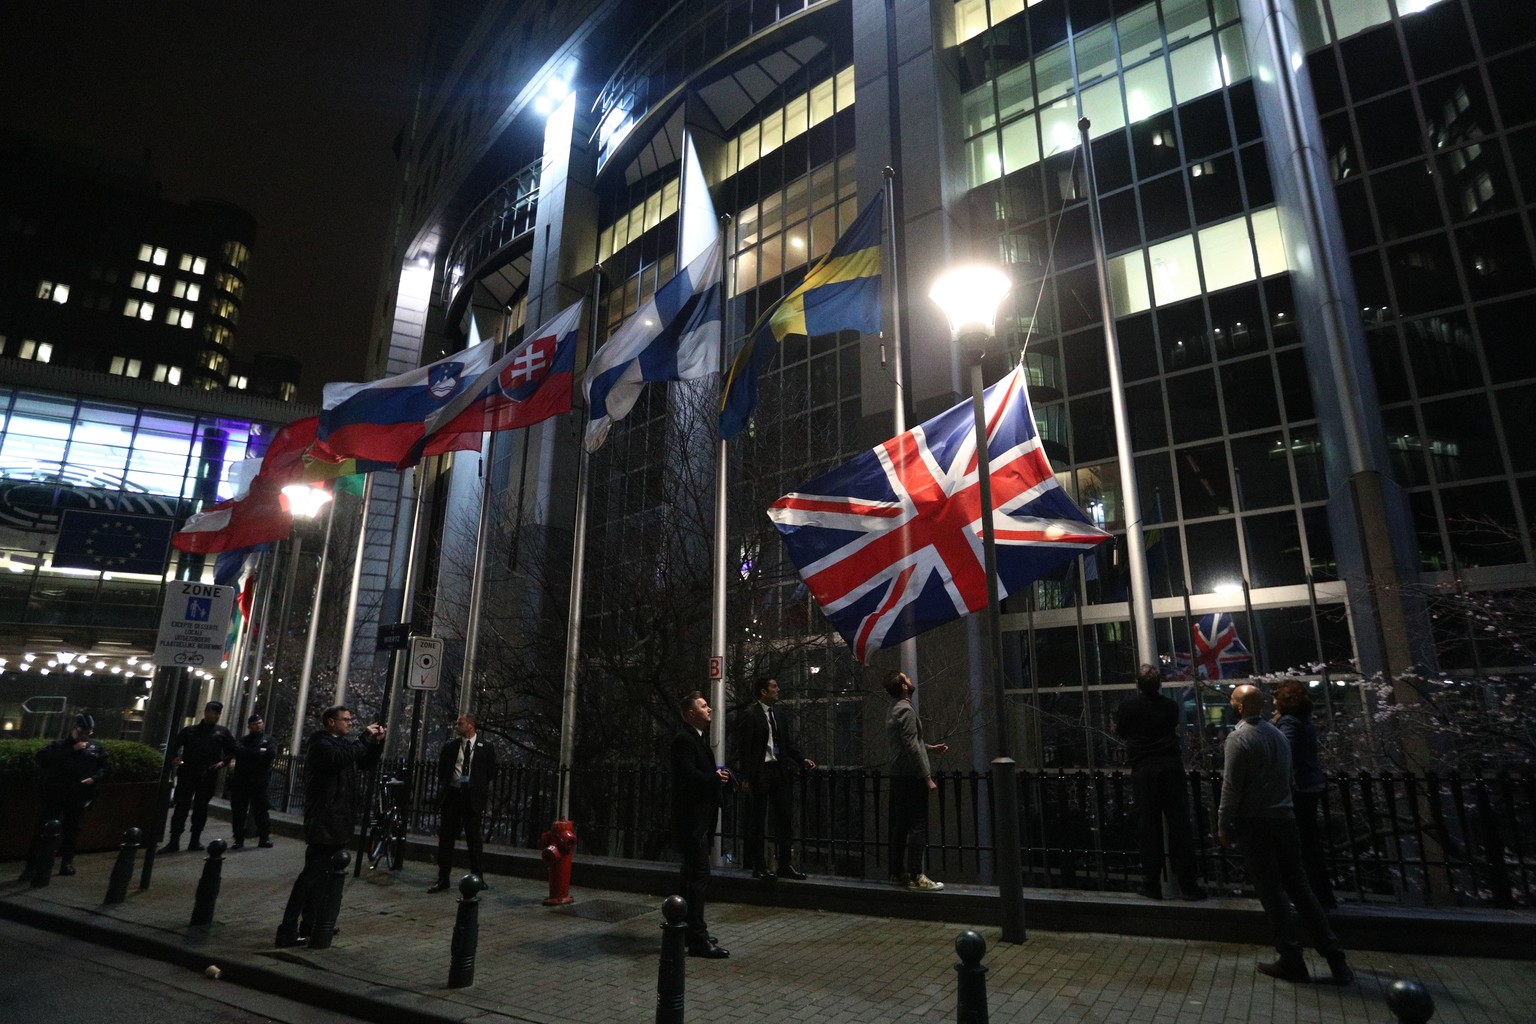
[1174,612,1253,679]
[768,364,1110,662]
[318,343,494,466]
[401,302,584,467]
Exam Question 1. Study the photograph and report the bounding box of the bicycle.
[365,775,409,871]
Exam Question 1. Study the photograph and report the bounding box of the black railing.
[270,760,1536,908]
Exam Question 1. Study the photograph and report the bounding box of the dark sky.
[0,2,431,404]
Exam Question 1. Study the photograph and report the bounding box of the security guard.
[160,700,236,853]
[230,713,276,849]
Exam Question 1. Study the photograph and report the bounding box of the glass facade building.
[368,0,1535,769]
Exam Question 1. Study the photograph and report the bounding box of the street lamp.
[281,483,333,520]
[280,482,338,808]
[929,264,1027,943]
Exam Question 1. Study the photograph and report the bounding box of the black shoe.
[1325,954,1354,985]
[779,865,807,880]
[230,842,245,850]
[275,930,303,948]
[427,880,451,894]
[751,868,776,881]
[687,944,730,959]
[1181,886,1208,901]
[158,842,180,855]
[258,839,274,848]
[1257,958,1311,983]
[186,841,205,853]
[58,862,76,877]
[1135,886,1164,900]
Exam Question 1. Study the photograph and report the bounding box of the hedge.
[0,738,164,783]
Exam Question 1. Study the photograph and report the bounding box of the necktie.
[767,707,780,760]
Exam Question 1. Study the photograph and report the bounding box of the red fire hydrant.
[541,819,577,905]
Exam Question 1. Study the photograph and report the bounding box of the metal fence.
[268,758,1536,908]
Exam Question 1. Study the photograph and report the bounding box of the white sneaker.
[907,874,944,892]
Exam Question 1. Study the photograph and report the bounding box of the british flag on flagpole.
[767,364,1110,662]
[1173,611,1253,679]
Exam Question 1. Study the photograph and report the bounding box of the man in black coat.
[671,690,731,959]
[160,700,236,853]
[428,712,498,893]
[275,705,384,947]
[1114,665,1205,901]
[22,713,109,879]
[229,713,276,849]
[732,677,815,881]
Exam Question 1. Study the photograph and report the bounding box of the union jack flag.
[1173,612,1253,680]
[767,364,1110,662]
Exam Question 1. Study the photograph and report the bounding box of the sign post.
[153,582,235,669]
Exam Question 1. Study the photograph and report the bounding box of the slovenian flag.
[318,342,494,465]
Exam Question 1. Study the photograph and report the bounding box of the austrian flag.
[768,364,1109,662]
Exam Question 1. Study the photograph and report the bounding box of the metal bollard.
[656,895,689,1024]
[189,839,228,925]
[447,874,484,988]
[954,930,989,1024]
[1386,979,1435,1023]
[104,828,143,905]
[307,850,351,949]
[30,820,61,889]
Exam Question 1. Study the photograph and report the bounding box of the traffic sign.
[21,696,67,714]
[407,634,443,691]
[708,655,723,681]
[153,581,235,667]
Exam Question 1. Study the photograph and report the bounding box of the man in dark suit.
[733,676,816,881]
[160,700,236,853]
[671,690,731,959]
[428,712,498,893]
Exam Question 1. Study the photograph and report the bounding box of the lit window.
[230,374,248,390]
[35,342,52,363]
[37,280,70,303]
[109,356,144,377]
[205,323,233,346]
[173,281,202,301]
[165,307,182,325]
[138,244,169,265]
[178,254,208,275]
[211,297,240,323]
[18,339,37,359]
[222,240,250,270]
[152,364,183,384]
[215,272,246,300]
[279,382,296,402]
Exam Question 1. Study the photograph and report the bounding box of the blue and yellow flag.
[719,188,884,439]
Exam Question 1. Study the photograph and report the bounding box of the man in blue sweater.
[1218,684,1352,984]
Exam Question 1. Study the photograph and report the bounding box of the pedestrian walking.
[885,671,947,892]
[229,713,276,849]
[1218,683,1352,984]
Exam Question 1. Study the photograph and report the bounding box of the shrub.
[0,738,164,783]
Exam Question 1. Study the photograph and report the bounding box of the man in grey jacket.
[1218,684,1352,984]
[885,671,948,892]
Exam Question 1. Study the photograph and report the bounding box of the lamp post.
[279,482,333,805]
[929,264,1026,943]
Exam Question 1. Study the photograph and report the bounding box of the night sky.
[0,2,430,404]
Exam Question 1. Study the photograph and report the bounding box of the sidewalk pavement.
[4,832,1535,1024]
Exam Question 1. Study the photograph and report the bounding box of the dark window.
[1052,203,1095,267]
[1488,51,1536,127]
[1100,188,1141,253]
[1404,312,1481,399]
[1069,391,1115,462]
[1029,0,1070,52]
[1056,264,1103,333]
[1456,215,1536,301]
[1470,2,1536,58]
[1351,250,1392,314]
[1333,178,1375,250]
[1138,451,1177,523]
[1403,1,1475,77]
[1497,385,1536,472]
[1242,511,1305,586]
[1506,125,1536,201]
[1437,140,1514,222]
[1184,518,1241,593]
[1189,153,1242,225]
[1340,28,1408,102]
[1230,434,1294,510]
[1422,394,1503,480]
[1291,427,1327,503]
[1306,51,1344,114]
[1118,312,1158,380]
[1356,92,1422,170]
[1128,380,1165,450]
[1301,505,1337,580]
[1418,70,1491,148]
[1158,298,1209,369]
[1366,327,1411,405]
[1062,324,1109,393]
[1240,143,1273,206]
[1221,357,1281,431]
[1176,441,1233,518]
[1410,488,1446,572]
[1139,172,1190,241]
[1228,80,1261,144]
[1320,112,1358,181]
[1369,161,1442,242]
[1144,526,1185,598]
[1476,295,1536,382]
[1441,482,1523,567]
[1386,235,1462,315]
[1131,110,1181,178]
[1208,283,1265,357]
[1090,130,1133,193]
[1178,91,1231,161]
[1168,368,1220,443]
[1002,165,1049,224]
[1382,405,1430,487]
[1276,347,1313,422]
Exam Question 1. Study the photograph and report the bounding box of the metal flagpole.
[881,169,919,689]
[220,551,260,712]
[459,315,508,717]
[1079,118,1157,667]
[710,213,734,866]
[332,472,373,705]
[288,493,336,786]
[239,545,281,725]
[260,532,306,723]
[556,265,603,822]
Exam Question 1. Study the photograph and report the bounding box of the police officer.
[160,700,236,853]
[22,713,109,879]
[230,713,276,849]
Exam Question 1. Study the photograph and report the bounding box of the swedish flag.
[719,189,884,439]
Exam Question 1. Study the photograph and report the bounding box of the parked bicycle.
[366,775,410,871]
